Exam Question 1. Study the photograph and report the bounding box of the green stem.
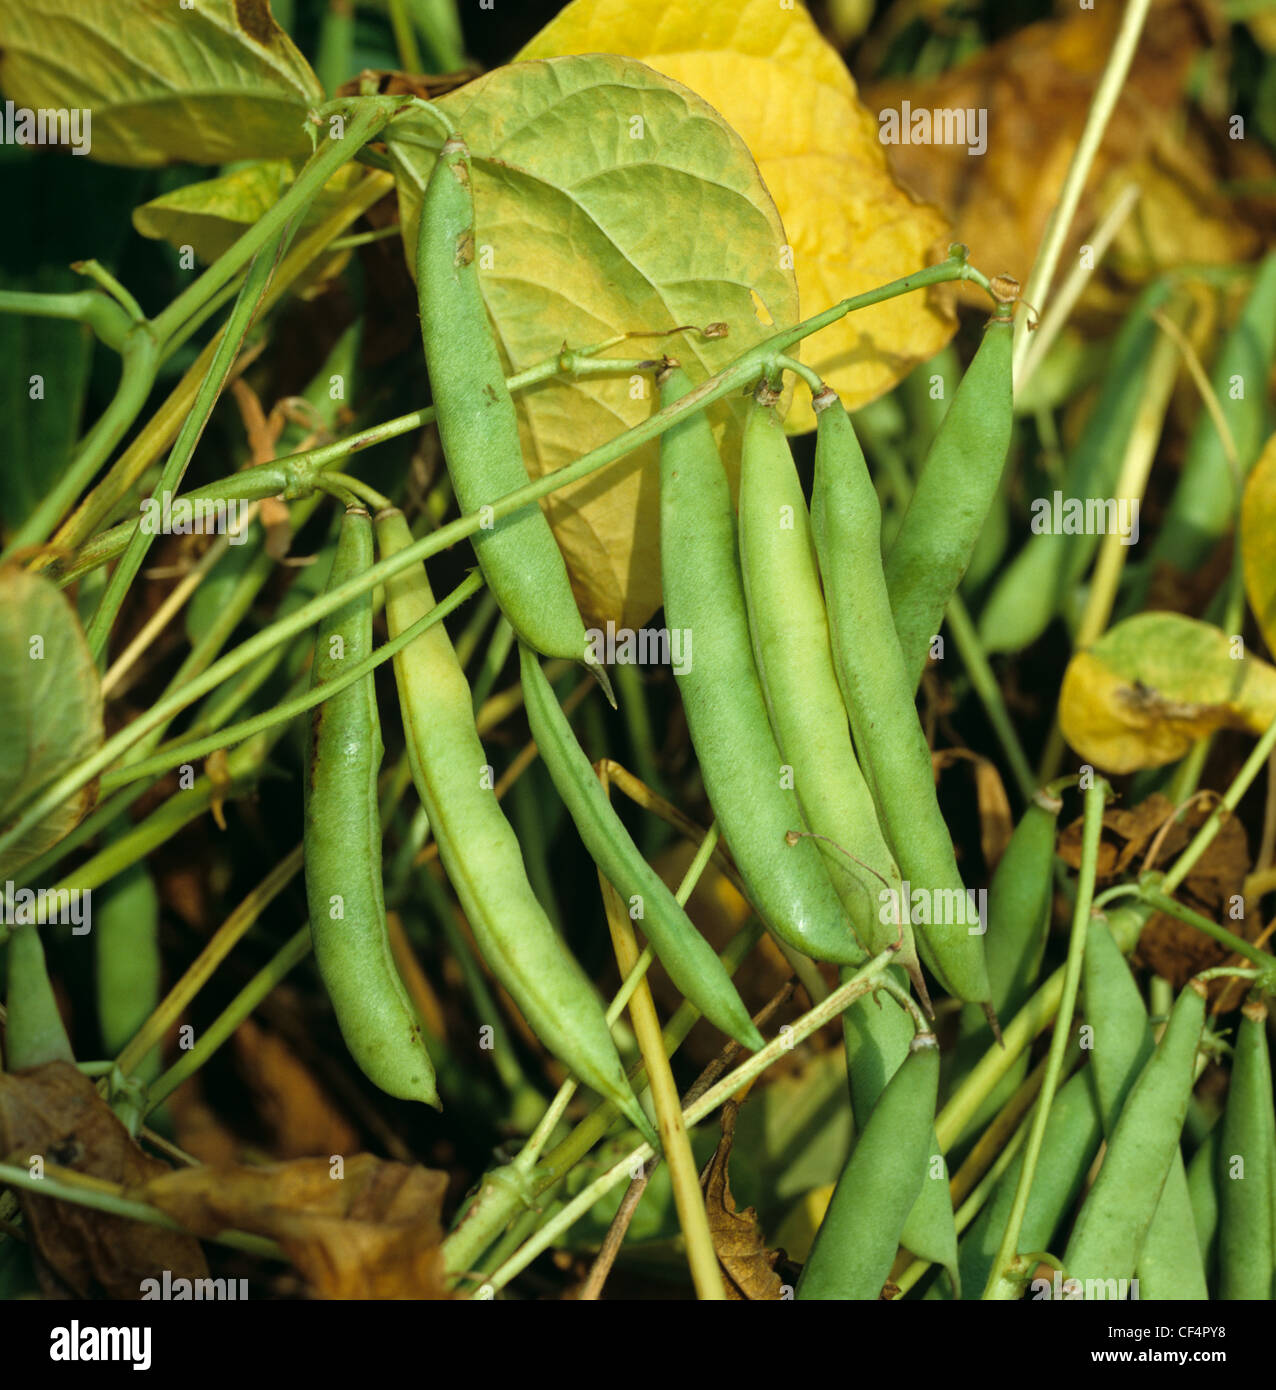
[1162,713,1276,893]
[945,593,1037,803]
[99,571,482,792]
[150,99,400,348]
[145,926,311,1110]
[3,254,996,864]
[1139,886,1274,975]
[982,777,1108,1297]
[442,916,761,1281]
[86,230,294,659]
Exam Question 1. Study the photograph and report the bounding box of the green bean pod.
[1217,999,1276,1300]
[1063,978,1206,1288]
[957,1067,1103,1296]
[841,972,959,1290]
[737,396,921,984]
[95,849,162,1084]
[953,790,1060,1134]
[978,280,1172,654]
[303,507,440,1108]
[1083,918,1206,1298]
[416,135,591,666]
[1154,251,1276,570]
[518,642,764,1052]
[884,305,1014,688]
[810,387,991,1007]
[657,366,863,966]
[4,923,74,1070]
[797,1031,939,1300]
[375,508,655,1144]
[1187,1126,1221,1290]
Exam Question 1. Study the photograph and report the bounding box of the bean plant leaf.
[1059,612,1276,774]
[1241,431,1276,652]
[518,0,955,433]
[0,568,103,878]
[133,160,363,265]
[387,54,798,628]
[0,0,323,167]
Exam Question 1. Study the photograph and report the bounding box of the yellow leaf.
[1059,613,1276,774]
[386,55,798,627]
[517,0,954,432]
[1242,431,1276,652]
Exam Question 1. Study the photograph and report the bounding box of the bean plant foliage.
[0,0,1275,1329]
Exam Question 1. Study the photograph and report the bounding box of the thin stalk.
[982,777,1108,1297]
[98,571,483,791]
[145,926,312,1110]
[115,849,303,1077]
[1011,0,1154,378]
[598,878,727,1300]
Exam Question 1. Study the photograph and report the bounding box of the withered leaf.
[134,1155,451,1300]
[1058,793,1251,989]
[700,1100,786,1300]
[0,1061,208,1298]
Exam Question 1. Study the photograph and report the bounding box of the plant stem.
[86,231,292,660]
[2,255,997,865]
[1011,0,1154,378]
[145,927,312,1110]
[982,776,1108,1297]
[0,1163,281,1261]
[598,878,727,1300]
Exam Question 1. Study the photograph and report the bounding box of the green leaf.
[0,0,324,168]
[133,159,363,264]
[385,54,799,627]
[0,568,104,878]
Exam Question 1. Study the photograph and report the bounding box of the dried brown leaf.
[0,1061,208,1298]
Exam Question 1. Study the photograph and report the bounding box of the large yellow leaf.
[387,55,798,628]
[517,0,955,432]
[1059,613,1276,774]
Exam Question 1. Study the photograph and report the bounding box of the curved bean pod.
[1083,918,1206,1298]
[1217,999,1275,1300]
[797,1031,939,1300]
[953,790,1060,1137]
[884,304,1014,688]
[303,507,439,1107]
[375,508,655,1144]
[841,972,958,1291]
[810,386,992,1007]
[417,135,591,666]
[1063,978,1206,1288]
